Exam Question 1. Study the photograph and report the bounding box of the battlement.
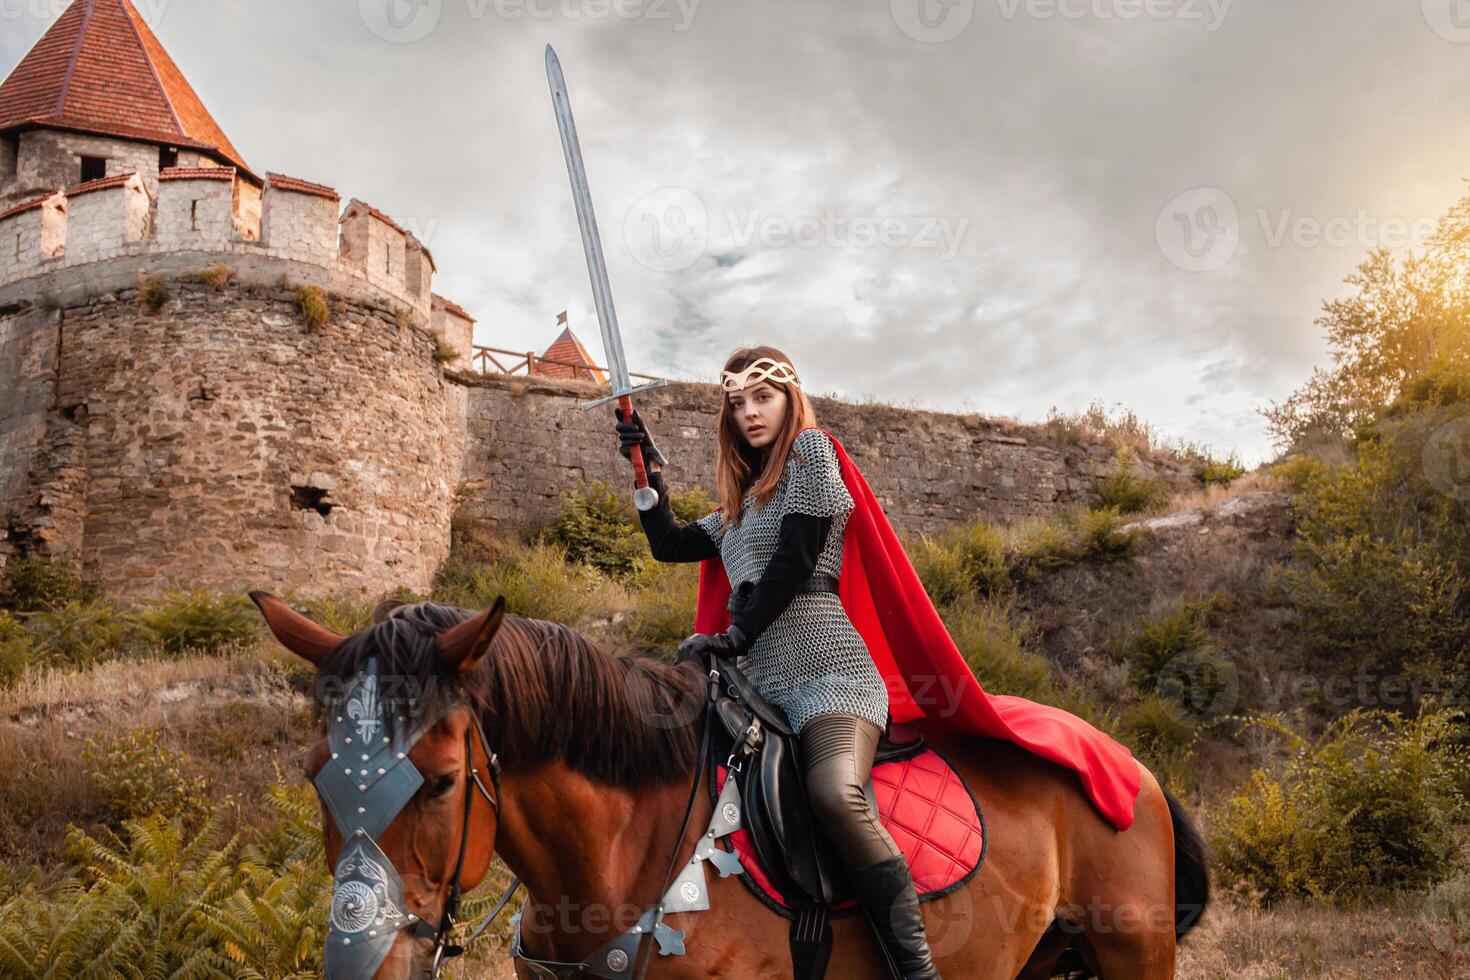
[0,166,445,326]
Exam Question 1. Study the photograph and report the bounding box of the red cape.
[694,426,1142,832]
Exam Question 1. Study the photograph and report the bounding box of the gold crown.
[721,357,801,392]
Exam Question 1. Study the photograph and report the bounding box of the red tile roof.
[432,293,474,322]
[158,165,234,181]
[0,191,64,221]
[64,170,139,196]
[265,172,339,201]
[535,325,607,383]
[0,0,255,180]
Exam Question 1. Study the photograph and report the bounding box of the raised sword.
[546,44,667,511]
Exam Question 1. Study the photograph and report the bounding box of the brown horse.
[250,592,1209,980]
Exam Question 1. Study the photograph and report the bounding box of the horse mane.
[318,601,706,789]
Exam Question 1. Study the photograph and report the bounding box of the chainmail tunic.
[695,428,890,734]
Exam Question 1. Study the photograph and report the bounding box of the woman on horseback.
[614,345,942,980]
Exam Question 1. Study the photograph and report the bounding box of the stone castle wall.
[0,165,1201,604]
[458,373,1201,537]
[0,167,473,602]
[0,277,464,601]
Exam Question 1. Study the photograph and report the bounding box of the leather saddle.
[705,655,927,908]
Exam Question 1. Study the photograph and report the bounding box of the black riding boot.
[850,855,942,979]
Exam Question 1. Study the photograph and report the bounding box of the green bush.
[909,521,1010,606]
[0,610,33,688]
[1005,518,1082,581]
[137,273,170,313]
[433,539,619,627]
[541,479,649,579]
[0,787,338,979]
[295,284,328,332]
[1211,707,1470,906]
[1070,506,1140,561]
[943,597,1054,701]
[1269,422,1470,687]
[668,483,717,524]
[81,726,211,826]
[1199,453,1247,487]
[910,534,975,607]
[199,262,232,291]
[1127,595,1219,685]
[1118,692,1197,792]
[0,556,88,612]
[625,560,701,656]
[130,588,260,655]
[1094,450,1168,514]
[22,598,140,669]
[1269,455,1333,493]
[1121,596,1238,722]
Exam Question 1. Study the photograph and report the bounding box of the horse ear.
[436,596,507,675]
[248,591,345,668]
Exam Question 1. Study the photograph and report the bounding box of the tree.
[1265,181,1470,453]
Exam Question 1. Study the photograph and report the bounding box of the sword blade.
[545,44,633,395]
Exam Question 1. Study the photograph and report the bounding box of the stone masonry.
[458,372,1201,538]
[0,168,473,602]
[0,166,1201,605]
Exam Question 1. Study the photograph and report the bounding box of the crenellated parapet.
[0,166,454,334]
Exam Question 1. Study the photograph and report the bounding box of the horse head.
[249,591,506,979]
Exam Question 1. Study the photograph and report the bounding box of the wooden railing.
[470,344,664,384]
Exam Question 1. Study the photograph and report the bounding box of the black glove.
[614,406,668,467]
[676,625,749,664]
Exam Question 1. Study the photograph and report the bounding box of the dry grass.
[0,641,311,866]
[1144,468,1290,521]
[1177,895,1469,979]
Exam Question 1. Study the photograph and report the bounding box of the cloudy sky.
[6,0,1470,466]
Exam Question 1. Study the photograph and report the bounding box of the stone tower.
[0,0,257,212]
[0,0,477,601]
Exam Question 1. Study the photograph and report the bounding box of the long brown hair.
[715,345,818,526]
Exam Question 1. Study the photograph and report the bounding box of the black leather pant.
[799,712,903,868]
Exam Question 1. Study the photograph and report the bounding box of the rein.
[426,712,517,975]
[431,663,717,980]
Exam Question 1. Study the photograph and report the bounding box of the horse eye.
[426,774,457,799]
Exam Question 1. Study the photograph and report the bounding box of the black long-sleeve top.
[637,468,833,645]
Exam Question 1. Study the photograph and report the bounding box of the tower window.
[190,200,198,230]
[80,156,106,183]
[160,146,178,170]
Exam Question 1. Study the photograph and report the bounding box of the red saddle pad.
[715,747,986,914]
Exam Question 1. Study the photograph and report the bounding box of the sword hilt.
[620,395,660,512]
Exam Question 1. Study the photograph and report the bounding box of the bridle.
[315,657,517,979]
[324,655,722,980]
[425,710,520,977]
